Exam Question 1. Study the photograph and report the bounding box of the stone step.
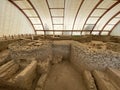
[106,68,120,88]
[0,60,14,74]
[14,60,37,90]
[83,70,97,90]
[93,70,119,90]
[0,64,19,80]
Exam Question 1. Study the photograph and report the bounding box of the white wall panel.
[0,0,34,37]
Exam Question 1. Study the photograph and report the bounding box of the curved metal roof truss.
[8,0,120,36]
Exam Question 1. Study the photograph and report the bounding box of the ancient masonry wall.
[70,41,120,71]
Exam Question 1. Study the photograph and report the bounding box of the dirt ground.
[0,49,9,58]
[44,61,86,90]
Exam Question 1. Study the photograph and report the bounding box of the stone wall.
[52,41,71,60]
[70,41,120,71]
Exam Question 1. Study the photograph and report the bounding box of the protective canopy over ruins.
[0,0,120,36]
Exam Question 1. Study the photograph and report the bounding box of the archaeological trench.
[0,35,120,90]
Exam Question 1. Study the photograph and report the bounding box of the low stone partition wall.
[14,60,37,90]
[70,41,120,71]
[0,39,18,51]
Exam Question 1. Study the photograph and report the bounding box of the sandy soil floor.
[44,61,86,90]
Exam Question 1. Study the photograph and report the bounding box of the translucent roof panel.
[23,10,37,17]
[54,32,62,35]
[91,9,106,17]
[54,25,63,30]
[34,25,43,30]
[63,32,71,35]
[36,31,44,35]
[30,0,53,30]
[14,0,32,9]
[94,3,120,30]
[97,0,117,9]
[116,14,120,18]
[86,18,99,24]
[91,31,99,35]
[73,32,80,35]
[104,25,114,30]
[29,18,41,24]
[51,9,64,16]
[53,18,63,24]
[64,0,83,30]
[47,0,64,8]
[101,32,109,35]
[83,24,94,30]
[46,31,53,35]
[82,32,90,35]
[74,0,100,30]
[9,0,120,35]
[108,18,120,24]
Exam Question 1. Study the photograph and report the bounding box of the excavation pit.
[0,39,120,90]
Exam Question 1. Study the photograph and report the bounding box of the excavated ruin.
[0,36,120,90]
